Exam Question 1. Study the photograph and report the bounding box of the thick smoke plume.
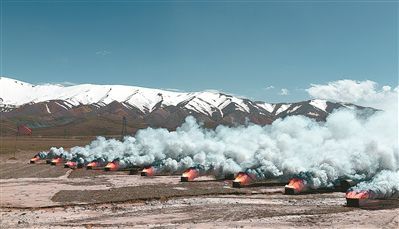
[42,107,398,195]
[350,170,399,199]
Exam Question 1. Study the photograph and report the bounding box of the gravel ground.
[2,194,398,228]
[0,161,70,179]
[1,157,398,228]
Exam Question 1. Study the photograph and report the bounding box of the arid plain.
[1,137,398,228]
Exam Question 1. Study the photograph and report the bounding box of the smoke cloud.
[41,107,398,195]
[351,170,399,199]
[306,79,398,111]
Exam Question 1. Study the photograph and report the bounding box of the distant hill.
[0,77,375,136]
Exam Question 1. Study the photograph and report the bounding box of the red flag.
[18,125,32,135]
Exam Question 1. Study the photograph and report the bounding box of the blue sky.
[1,0,398,102]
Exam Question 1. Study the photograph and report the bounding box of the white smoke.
[351,170,399,199]
[41,107,398,194]
[306,79,398,111]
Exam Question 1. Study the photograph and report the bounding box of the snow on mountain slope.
[0,77,266,116]
[0,77,345,119]
[0,77,182,106]
[255,103,275,113]
[275,104,291,115]
[0,77,61,105]
[309,99,327,112]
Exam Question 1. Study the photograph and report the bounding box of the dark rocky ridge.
[0,99,374,136]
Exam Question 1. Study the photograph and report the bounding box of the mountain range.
[0,77,373,136]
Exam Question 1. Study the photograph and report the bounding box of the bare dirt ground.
[1,140,398,228]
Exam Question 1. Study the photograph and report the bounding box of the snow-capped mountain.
[0,77,262,114]
[0,77,372,136]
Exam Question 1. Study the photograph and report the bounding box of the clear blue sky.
[1,0,398,102]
